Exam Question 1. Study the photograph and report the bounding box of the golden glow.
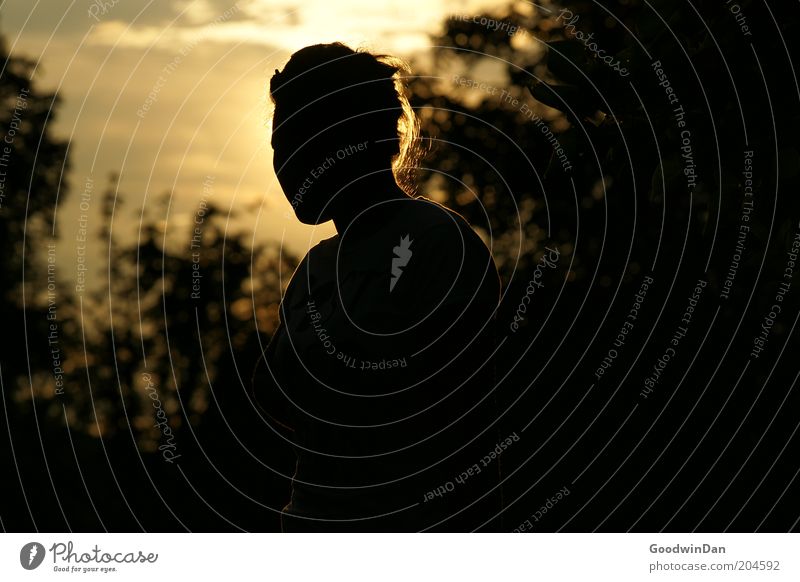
[4,0,508,265]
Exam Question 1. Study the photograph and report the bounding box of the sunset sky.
[3,0,510,277]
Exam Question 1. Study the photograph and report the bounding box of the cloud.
[81,0,512,56]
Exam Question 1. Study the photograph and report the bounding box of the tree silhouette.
[1,30,299,529]
[409,0,800,530]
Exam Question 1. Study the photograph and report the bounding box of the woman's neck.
[331,176,411,237]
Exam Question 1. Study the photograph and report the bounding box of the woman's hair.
[269,42,423,194]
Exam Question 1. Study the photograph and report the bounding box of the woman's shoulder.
[403,197,493,259]
[281,234,339,305]
[291,233,339,275]
[391,197,500,298]
[403,195,468,228]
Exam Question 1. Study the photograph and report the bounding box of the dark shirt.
[255,196,504,531]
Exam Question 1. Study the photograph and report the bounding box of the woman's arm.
[250,321,295,434]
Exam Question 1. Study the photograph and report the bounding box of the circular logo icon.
[20,542,46,570]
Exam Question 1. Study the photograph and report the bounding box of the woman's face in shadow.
[271,103,354,225]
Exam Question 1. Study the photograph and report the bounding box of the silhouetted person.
[253,42,504,531]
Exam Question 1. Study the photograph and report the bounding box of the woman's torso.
[264,196,504,531]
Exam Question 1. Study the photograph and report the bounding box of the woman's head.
[269,42,420,224]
